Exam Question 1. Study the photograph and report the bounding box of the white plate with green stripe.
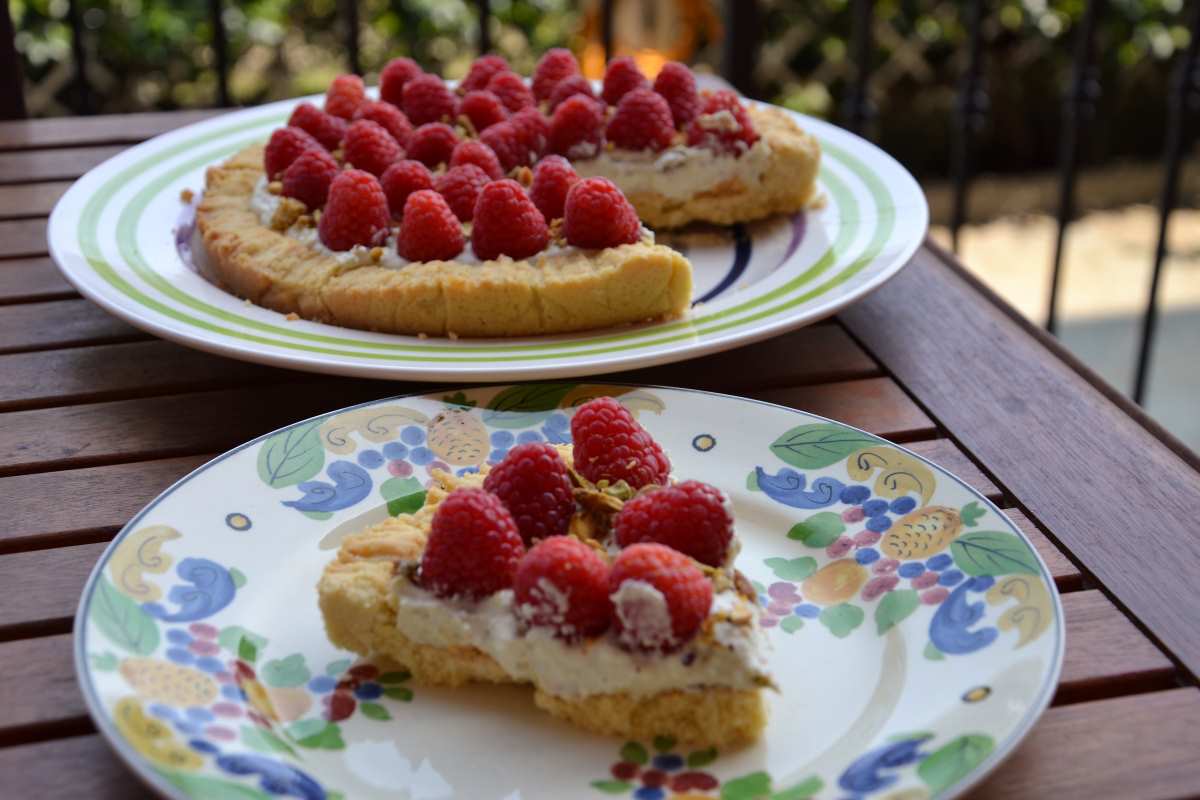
[48,96,927,381]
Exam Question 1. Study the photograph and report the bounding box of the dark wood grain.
[0,634,91,744]
[747,379,937,441]
[840,245,1200,679]
[0,145,128,185]
[0,181,69,220]
[0,735,154,798]
[973,688,1200,799]
[0,109,220,151]
[0,298,145,354]
[1006,508,1084,592]
[0,543,106,639]
[0,256,75,304]
[0,218,48,259]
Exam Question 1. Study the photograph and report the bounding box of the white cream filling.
[392,577,771,698]
[572,138,773,201]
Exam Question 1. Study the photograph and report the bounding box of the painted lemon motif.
[113,697,203,770]
[802,559,869,605]
[880,506,963,560]
[426,408,489,466]
[118,658,218,707]
[264,685,313,722]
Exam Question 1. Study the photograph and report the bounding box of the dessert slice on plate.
[318,398,773,747]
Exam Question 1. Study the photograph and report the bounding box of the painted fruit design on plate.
[426,408,490,465]
[880,506,963,560]
[119,658,218,706]
[803,559,869,605]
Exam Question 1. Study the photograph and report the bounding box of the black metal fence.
[1,0,1197,407]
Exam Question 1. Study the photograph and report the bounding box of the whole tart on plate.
[194,52,820,337]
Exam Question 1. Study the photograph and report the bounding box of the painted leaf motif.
[619,741,648,765]
[769,423,881,469]
[780,615,805,633]
[380,476,426,517]
[239,725,298,758]
[652,735,676,752]
[923,641,945,661]
[378,670,411,684]
[847,447,936,505]
[384,686,413,701]
[219,626,267,658]
[159,769,272,800]
[960,501,985,527]
[257,421,324,489]
[917,734,995,795]
[289,720,344,750]
[360,702,390,720]
[987,575,1053,647]
[721,771,772,800]
[787,511,845,547]
[687,747,717,767]
[324,658,352,677]
[590,781,633,794]
[764,556,817,581]
[239,637,258,664]
[951,531,1039,576]
[819,603,865,638]
[91,576,159,654]
[90,652,119,671]
[876,589,920,635]
[263,654,310,688]
[483,383,576,428]
[771,775,824,800]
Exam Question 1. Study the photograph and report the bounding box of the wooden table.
[2,111,1199,799]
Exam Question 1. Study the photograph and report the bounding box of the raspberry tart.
[318,398,773,746]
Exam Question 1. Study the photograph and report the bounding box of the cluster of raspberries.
[416,397,737,652]
[260,51,759,262]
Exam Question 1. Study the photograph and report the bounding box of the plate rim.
[73,382,1063,800]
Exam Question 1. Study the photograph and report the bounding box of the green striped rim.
[79,106,897,361]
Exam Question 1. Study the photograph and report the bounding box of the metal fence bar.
[0,0,26,120]
[209,0,231,107]
[1046,0,1103,334]
[1132,0,1200,405]
[66,0,91,114]
[844,0,874,136]
[602,0,614,62]
[949,0,988,253]
[477,0,491,54]
[724,0,761,97]
[341,0,360,74]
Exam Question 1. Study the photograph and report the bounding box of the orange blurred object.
[577,0,722,79]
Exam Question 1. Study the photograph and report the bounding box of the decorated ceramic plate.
[48,95,926,382]
[76,385,1061,800]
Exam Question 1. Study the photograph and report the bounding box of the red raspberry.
[515,536,611,639]
[380,159,434,219]
[419,489,525,600]
[563,177,640,249]
[402,74,456,126]
[325,74,365,120]
[479,121,530,173]
[406,122,459,169]
[607,88,675,151]
[602,56,648,106]
[548,74,595,110]
[281,147,340,210]
[353,100,414,148]
[434,163,491,222]
[613,481,733,567]
[341,119,403,176]
[548,95,605,159]
[288,102,347,150]
[397,189,464,262]
[483,443,576,545]
[653,61,700,129]
[529,155,578,221]
[317,169,391,252]
[461,54,510,93]
[570,396,670,488]
[457,90,507,134]
[486,71,535,112]
[609,543,712,651]
[471,179,549,261]
[686,90,759,154]
[532,47,581,102]
[380,57,422,107]
[509,107,549,160]
[450,140,503,180]
[264,126,321,180]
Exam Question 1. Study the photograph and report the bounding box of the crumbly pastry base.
[195,146,692,337]
[317,472,768,747]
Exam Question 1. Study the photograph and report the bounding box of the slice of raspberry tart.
[317,398,773,747]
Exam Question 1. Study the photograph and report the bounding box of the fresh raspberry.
[434,163,491,222]
[457,90,507,134]
[288,102,347,150]
[263,126,321,179]
[532,47,581,102]
[548,74,595,110]
[607,88,675,151]
[317,169,391,252]
[406,122,459,168]
[479,121,530,173]
[529,155,578,221]
[402,74,457,126]
[509,107,549,160]
[602,56,648,105]
[281,147,340,210]
[486,71,535,112]
[380,159,434,219]
[325,74,366,120]
[450,139,504,180]
[563,177,640,249]
[341,119,403,176]
[653,61,700,129]
[686,89,759,154]
[570,396,670,488]
[515,536,611,639]
[548,95,605,159]
[380,57,422,107]
[461,54,510,93]
[352,100,414,148]
[613,481,733,567]
[483,443,576,545]
[609,543,712,651]
[397,189,464,262]
[419,488,525,600]
[471,179,549,261]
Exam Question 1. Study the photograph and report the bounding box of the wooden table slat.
[903,438,1002,502]
[1005,508,1084,592]
[0,298,145,354]
[0,542,106,639]
[0,256,76,304]
[0,735,152,798]
[0,181,70,220]
[0,217,48,259]
[0,145,129,185]
[0,109,220,152]
[747,379,937,442]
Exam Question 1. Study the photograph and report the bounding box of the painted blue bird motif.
[283,460,372,514]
